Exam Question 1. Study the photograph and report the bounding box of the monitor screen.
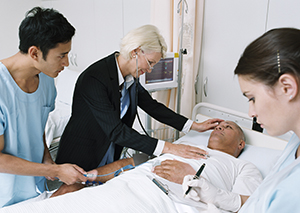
[145,58,174,84]
[139,52,178,92]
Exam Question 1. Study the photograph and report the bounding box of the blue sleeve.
[50,78,56,112]
[51,86,56,112]
[42,73,56,113]
[0,107,4,135]
[266,168,300,212]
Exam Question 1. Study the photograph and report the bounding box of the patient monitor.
[139,52,178,92]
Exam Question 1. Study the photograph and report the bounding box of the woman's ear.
[278,73,298,101]
[131,47,140,59]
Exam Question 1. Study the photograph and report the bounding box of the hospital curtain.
[150,0,205,141]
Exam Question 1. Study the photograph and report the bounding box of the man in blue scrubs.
[0,7,88,207]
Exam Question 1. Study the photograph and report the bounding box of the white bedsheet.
[0,165,180,213]
[0,130,283,213]
[0,151,258,213]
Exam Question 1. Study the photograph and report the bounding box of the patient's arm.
[51,158,135,198]
[152,159,195,184]
[92,158,135,182]
[240,195,249,208]
[50,182,85,197]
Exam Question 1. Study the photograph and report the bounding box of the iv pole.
[175,0,188,140]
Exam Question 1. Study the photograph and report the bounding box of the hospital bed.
[1,90,288,213]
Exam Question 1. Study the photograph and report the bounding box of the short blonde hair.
[120,24,167,60]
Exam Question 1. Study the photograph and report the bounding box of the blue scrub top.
[239,134,300,212]
[0,62,56,207]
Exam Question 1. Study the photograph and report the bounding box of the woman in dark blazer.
[55,25,222,172]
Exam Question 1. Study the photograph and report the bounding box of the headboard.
[192,102,287,150]
[191,102,288,178]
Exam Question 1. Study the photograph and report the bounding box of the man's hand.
[56,164,87,185]
[163,142,208,160]
[191,118,224,132]
[152,160,195,184]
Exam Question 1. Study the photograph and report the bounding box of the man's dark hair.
[19,7,75,60]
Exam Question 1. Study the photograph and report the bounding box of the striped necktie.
[120,81,130,118]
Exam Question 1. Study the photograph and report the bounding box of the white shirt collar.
[115,54,135,89]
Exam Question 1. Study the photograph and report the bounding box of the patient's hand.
[50,183,84,198]
[152,160,195,184]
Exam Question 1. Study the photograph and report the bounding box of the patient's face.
[207,121,243,157]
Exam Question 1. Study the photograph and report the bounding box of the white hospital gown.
[151,144,263,212]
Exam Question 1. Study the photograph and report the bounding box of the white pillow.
[45,68,81,146]
[56,67,81,105]
[45,101,71,147]
[238,144,282,178]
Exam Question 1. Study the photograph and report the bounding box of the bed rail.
[192,102,252,129]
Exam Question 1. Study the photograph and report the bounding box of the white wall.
[40,0,151,72]
[0,0,41,59]
[197,0,300,115]
[0,0,151,72]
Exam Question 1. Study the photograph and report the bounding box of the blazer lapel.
[129,82,137,116]
[106,52,122,115]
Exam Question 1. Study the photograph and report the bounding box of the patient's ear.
[235,139,245,158]
[278,73,298,101]
[238,139,245,150]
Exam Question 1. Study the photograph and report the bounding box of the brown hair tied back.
[234,28,300,87]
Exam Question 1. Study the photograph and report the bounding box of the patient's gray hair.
[236,124,246,142]
[231,122,246,157]
[226,121,246,143]
[120,24,167,60]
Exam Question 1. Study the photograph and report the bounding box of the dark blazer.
[55,52,188,171]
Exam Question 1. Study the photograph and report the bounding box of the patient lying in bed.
[153,121,263,212]
[1,121,263,213]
